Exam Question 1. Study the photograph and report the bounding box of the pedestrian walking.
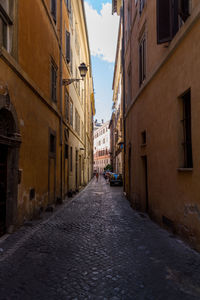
[96,172,99,182]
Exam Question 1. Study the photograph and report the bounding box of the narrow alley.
[0,177,200,300]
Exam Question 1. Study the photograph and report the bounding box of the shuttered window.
[50,133,56,154]
[65,0,71,13]
[70,147,73,171]
[51,60,57,102]
[65,90,69,121]
[0,1,13,51]
[70,100,73,127]
[139,0,146,15]
[179,0,190,22]
[0,17,7,48]
[181,89,193,168]
[157,0,190,44]
[156,0,172,44]
[51,0,56,23]
[139,35,146,85]
[66,30,70,63]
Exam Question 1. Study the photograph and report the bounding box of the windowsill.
[177,168,193,172]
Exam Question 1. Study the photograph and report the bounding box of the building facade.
[0,0,94,236]
[94,120,110,173]
[110,17,124,176]
[113,0,200,250]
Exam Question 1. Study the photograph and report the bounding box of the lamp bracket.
[62,78,82,86]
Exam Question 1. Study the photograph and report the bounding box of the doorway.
[64,144,69,197]
[128,145,132,198]
[79,155,81,187]
[0,145,7,236]
[0,102,21,236]
[75,150,78,190]
[141,155,149,212]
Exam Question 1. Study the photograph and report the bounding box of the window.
[139,34,146,85]
[65,144,68,159]
[70,146,73,171]
[50,133,56,154]
[0,0,13,51]
[69,99,73,127]
[156,0,190,44]
[181,89,193,168]
[51,0,56,23]
[81,88,84,105]
[127,0,132,34]
[81,120,84,140]
[75,109,80,136]
[70,48,73,74]
[51,59,57,102]
[65,30,70,63]
[127,64,132,103]
[69,5,73,29]
[139,0,146,15]
[141,130,146,144]
[65,0,71,13]
[65,90,69,121]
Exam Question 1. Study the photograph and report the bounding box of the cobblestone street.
[0,177,200,300]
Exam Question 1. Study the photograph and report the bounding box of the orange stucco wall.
[124,0,200,250]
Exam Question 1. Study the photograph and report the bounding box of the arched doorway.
[0,93,21,236]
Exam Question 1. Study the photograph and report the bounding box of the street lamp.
[62,62,88,86]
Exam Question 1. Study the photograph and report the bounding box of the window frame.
[51,0,57,24]
[70,146,73,172]
[139,33,146,86]
[0,2,13,51]
[69,99,73,127]
[156,0,190,44]
[65,30,70,63]
[51,59,58,103]
[49,130,56,158]
[65,89,69,122]
[180,89,193,168]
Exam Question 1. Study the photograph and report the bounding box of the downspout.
[84,77,86,185]
[59,0,63,201]
[122,0,126,192]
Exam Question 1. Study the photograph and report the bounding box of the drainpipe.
[84,77,86,185]
[122,0,126,192]
[59,0,63,201]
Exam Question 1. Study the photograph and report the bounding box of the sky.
[84,0,119,123]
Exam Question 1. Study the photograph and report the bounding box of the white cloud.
[85,2,119,63]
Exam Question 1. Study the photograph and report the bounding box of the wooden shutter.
[68,0,71,13]
[172,0,179,37]
[142,38,146,81]
[66,31,70,63]
[51,0,56,23]
[156,0,172,44]
[139,43,142,85]
[178,0,190,22]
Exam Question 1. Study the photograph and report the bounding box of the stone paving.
[0,176,200,299]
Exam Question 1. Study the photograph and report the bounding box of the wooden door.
[141,155,149,212]
[0,145,7,236]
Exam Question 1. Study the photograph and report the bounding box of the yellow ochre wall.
[124,0,200,250]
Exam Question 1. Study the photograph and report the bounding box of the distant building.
[94,120,110,173]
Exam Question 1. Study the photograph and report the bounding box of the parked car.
[110,173,123,186]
